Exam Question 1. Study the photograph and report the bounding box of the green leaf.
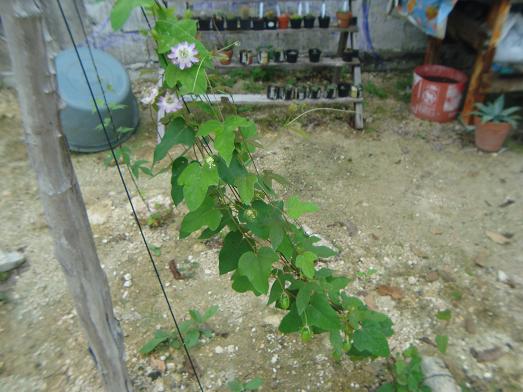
[295,251,317,279]
[279,304,303,333]
[154,118,195,163]
[214,126,236,166]
[244,377,263,390]
[436,309,452,321]
[173,64,208,95]
[435,335,448,354]
[202,305,219,321]
[178,162,219,210]
[197,119,222,137]
[352,323,390,357]
[111,0,154,30]
[189,309,203,323]
[305,293,341,331]
[219,231,251,274]
[227,379,243,392]
[184,328,200,348]
[216,153,248,185]
[268,273,285,305]
[170,157,188,206]
[286,196,319,219]
[231,271,260,295]
[237,248,278,294]
[296,283,314,315]
[139,329,170,354]
[179,194,222,238]
[376,383,395,392]
[269,222,285,250]
[235,174,257,204]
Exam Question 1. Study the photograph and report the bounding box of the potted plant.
[325,84,337,99]
[252,14,265,30]
[239,6,252,30]
[212,12,225,31]
[337,82,351,97]
[308,48,321,63]
[267,85,280,100]
[265,10,278,29]
[471,95,521,152]
[290,13,303,29]
[226,12,239,30]
[309,85,322,99]
[303,13,315,28]
[341,48,353,62]
[198,13,211,31]
[285,49,299,63]
[278,12,290,29]
[217,40,234,65]
[273,48,286,63]
[318,15,330,28]
[283,85,295,100]
[336,10,352,28]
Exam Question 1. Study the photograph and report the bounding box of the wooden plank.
[461,0,511,124]
[424,37,443,65]
[353,64,364,129]
[198,26,359,35]
[214,56,359,69]
[1,1,133,391]
[187,93,362,105]
[482,75,523,93]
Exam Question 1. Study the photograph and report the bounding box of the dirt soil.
[1,74,523,392]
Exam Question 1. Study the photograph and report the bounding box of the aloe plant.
[472,95,521,127]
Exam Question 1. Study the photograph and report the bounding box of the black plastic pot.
[212,17,224,31]
[352,49,359,59]
[226,17,239,30]
[267,85,280,100]
[318,16,330,28]
[273,49,285,63]
[351,17,358,26]
[303,16,315,28]
[342,49,353,62]
[240,18,252,30]
[309,86,321,99]
[297,86,308,100]
[252,17,265,30]
[337,82,351,98]
[308,48,321,63]
[284,86,295,100]
[290,18,302,29]
[326,85,337,99]
[286,49,299,63]
[198,18,211,31]
[265,17,278,29]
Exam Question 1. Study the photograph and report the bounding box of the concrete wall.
[0,0,427,83]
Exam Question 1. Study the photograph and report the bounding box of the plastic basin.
[55,47,138,152]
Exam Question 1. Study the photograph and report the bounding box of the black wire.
[58,1,204,391]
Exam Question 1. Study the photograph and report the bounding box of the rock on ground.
[0,250,25,273]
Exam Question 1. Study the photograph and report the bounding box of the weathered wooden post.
[1,0,133,390]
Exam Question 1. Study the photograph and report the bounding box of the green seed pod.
[342,340,351,353]
[301,326,313,342]
[277,293,290,310]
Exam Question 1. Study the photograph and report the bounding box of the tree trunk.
[1,1,133,390]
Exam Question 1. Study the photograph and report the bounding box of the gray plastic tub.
[55,47,138,152]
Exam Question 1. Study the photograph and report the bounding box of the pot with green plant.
[283,84,295,100]
[471,95,521,152]
[326,83,337,99]
[212,13,225,31]
[318,15,330,28]
[198,12,211,31]
[273,48,286,63]
[336,10,352,28]
[265,10,278,29]
[303,13,315,28]
[290,13,303,29]
[337,82,351,97]
[226,13,239,30]
[309,85,322,99]
[239,6,252,30]
[217,40,235,65]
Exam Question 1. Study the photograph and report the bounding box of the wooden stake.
[1,1,133,390]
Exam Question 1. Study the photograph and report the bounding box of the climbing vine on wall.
[111,0,393,361]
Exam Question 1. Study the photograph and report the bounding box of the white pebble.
[123,280,132,288]
[271,354,278,364]
[408,276,417,285]
[214,346,224,354]
[124,273,132,281]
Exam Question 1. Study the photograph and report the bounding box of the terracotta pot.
[220,49,233,65]
[474,118,511,152]
[278,15,289,29]
[336,11,352,28]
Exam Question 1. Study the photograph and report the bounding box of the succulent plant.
[472,95,521,127]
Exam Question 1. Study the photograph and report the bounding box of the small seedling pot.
[267,85,280,100]
[265,17,278,29]
[474,118,512,152]
[212,17,225,31]
[239,49,254,65]
[240,17,252,30]
[290,17,303,29]
[309,86,322,99]
[226,17,239,30]
[286,49,299,63]
[303,15,315,28]
[318,16,331,28]
[258,48,270,65]
[252,17,265,30]
[284,86,295,100]
[350,85,361,98]
[273,48,286,63]
[336,11,352,28]
[198,18,211,31]
[352,49,359,59]
[308,48,321,63]
[351,16,358,26]
[337,82,351,97]
[297,86,308,100]
[219,49,234,65]
[278,15,290,29]
[325,84,337,99]
[342,48,353,62]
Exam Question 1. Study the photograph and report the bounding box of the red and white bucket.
[410,65,468,123]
